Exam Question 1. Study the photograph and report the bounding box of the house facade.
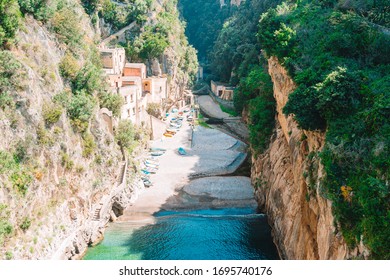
[99,47,168,125]
[210,80,235,101]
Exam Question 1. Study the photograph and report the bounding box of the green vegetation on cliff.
[258,0,389,259]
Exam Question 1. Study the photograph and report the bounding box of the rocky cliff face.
[251,57,367,259]
[0,13,144,260]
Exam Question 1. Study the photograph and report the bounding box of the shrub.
[42,102,62,126]
[5,251,13,260]
[0,204,13,245]
[36,124,54,146]
[98,91,123,117]
[0,0,21,47]
[51,7,83,52]
[60,152,74,170]
[13,139,30,163]
[59,52,80,80]
[82,133,95,158]
[72,63,103,94]
[0,51,26,107]
[19,216,31,231]
[146,102,161,118]
[11,170,32,195]
[115,120,135,151]
[248,95,275,153]
[67,91,95,132]
[18,0,56,22]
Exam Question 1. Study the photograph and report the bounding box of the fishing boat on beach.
[178,147,187,155]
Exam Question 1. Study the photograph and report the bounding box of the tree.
[18,0,56,22]
[0,0,21,47]
[115,120,135,150]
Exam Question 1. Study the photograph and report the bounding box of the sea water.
[84,207,279,260]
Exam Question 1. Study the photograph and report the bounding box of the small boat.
[170,123,182,129]
[142,168,157,174]
[166,128,177,134]
[146,156,159,161]
[178,147,187,155]
[141,169,151,175]
[150,151,164,156]
[145,160,159,166]
[145,159,159,165]
[150,147,167,152]
[165,130,175,135]
[163,133,173,137]
[145,162,159,168]
[142,178,153,187]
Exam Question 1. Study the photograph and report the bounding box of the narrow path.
[101,21,137,45]
[197,95,230,119]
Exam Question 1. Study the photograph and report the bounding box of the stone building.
[210,80,235,101]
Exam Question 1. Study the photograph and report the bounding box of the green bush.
[82,133,95,158]
[51,7,83,52]
[36,123,54,146]
[0,0,21,47]
[115,120,135,151]
[0,51,26,108]
[13,139,29,163]
[0,204,13,245]
[248,95,275,153]
[59,52,80,80]
[42,102,62,126]
[67,91,95,132]
[146,102,161,118]
[19,216,31,231]
[98,91,123,117]
[11,170,32,195]
[60,152,74,170]
[18,0,56,22]
[72,63,103,94]
[5,251,13,260]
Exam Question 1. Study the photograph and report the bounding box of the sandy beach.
[117,112,252,224]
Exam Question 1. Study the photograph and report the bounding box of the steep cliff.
[0,2,145,260]
[251,57,369,259]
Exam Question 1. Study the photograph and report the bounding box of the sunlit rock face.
[251,57,366,260]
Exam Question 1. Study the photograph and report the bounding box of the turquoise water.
[84,207,279,260]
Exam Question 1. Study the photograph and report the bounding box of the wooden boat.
[145,162,159,169]
[166,128,177,133]
[142,168,157,174]
[150,151,164,156]
[150,147,167,152]
[142,178,153,187]
[145,160,159,166]
[163,133,173,137]
[178,147,187,155]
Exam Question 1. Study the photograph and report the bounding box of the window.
[132,108,136,115]
[130,94,134,102]
[127,109,131,117]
